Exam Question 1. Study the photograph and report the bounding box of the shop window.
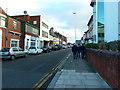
[11,40,19,47]
[31,40,36,47]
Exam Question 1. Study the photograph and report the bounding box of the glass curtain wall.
[93,2,97,43]
[97,0,104,43]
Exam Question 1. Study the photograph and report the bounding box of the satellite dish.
[23,10,27,15]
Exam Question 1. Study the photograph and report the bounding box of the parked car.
[0,47,28,60]
[28,47,43,54]
[52,45,58,51]
[56,45,62,50]
[42,46,51,53]
[62,45,68,49]
[51,45,62,51]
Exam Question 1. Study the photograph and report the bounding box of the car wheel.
[24,54,28,57]
[11,56,15,60]
[36,52,38,55]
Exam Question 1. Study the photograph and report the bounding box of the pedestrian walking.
[76,44,81,58]
[72,44,77,59]
[80,44,86,59]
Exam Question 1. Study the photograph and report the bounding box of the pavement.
[47,53,112,89]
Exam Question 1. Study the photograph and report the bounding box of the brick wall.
[30,16,40,28]
[7,17,21,47]
[85,49,120,89]
[0,28,6,48]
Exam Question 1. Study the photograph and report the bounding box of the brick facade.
[30,16,40,28]
[86,49,120,89]
[0,7,7,49]
[11,15,41,28]
[0,27,6,48]
[7,16,21,47]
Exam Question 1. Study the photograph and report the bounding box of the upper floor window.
[33,20,37,24]
[42,30,48,38]
[13,21,18,29]
[42,22,48,29]
[0,17,6,27]
[97,1,104,25]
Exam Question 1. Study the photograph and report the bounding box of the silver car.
[0,47,28,60]
[28,47,43,54]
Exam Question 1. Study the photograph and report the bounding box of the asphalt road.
[2,48,71,88]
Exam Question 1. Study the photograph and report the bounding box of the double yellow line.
[32,53,71,89]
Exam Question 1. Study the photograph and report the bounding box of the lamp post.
[73,12,76,43]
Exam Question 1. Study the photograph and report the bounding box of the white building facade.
[91,0,104,43]
[104,0,120,42]
[24,23,40,50]
[91,0,120,43]
[40,16,50,48]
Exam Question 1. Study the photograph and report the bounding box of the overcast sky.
[0,0,93,43]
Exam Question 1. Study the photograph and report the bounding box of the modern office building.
[104,0,120,42]
[90,0,120,43]
[90,0,104,43]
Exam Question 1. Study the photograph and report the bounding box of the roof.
[90,0,96,7]
[0,7,7,15]
[87,15,93,26]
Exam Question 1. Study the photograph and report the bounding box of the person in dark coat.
[80,44,86,59]
[72,44,77,59]
[76,44,81,58]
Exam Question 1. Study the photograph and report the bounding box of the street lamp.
[73,12,76,43]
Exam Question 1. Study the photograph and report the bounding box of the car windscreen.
[29,47,36,49]
[1,48,10,52]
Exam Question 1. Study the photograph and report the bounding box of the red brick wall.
[86,49,120,89]
[30,16,40,28]
[7,17,21,47]
[0,27,6,48]
[12,15,30,23]
[0,7,7,15]
[12,15,41,28]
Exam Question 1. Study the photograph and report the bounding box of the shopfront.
[24,35,40,50]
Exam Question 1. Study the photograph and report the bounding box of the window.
[13,48,18,52]
[26,24,39,35]
[97,1,104,42]
[42,30,48,38]
[1,48,10,52]
[42,22,48,29]
[98,33,104,37]
[13,21,18,29]
[33,20,37,24]
[11,40,19,47]
[0,17,6,27]
[31,40,36,47]
[18,48,23,51]
[26,39,29,49]
[29,47,36,49]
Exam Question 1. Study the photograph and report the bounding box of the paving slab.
[48,54,111,89]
